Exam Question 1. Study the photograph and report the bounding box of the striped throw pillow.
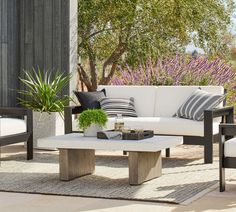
[99,97,138,117]
[175,89,225,121]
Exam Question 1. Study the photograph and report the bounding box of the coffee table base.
[129,151,162,185]
[59,149,95,181]
[59,149,162,184]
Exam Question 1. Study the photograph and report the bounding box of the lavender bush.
[111,55,236,108]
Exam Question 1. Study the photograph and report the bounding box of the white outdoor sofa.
[65,86,234,164]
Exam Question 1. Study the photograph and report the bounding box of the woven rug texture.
[0,152,233,205]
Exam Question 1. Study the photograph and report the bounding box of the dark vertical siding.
[8,1,20,106]
[61,0,70,96]
[53,0,62,72]
[34,0,44,69]
[44,0,53,70]
[0,0,74,107]
[1,0,8,106]
[0,0,20,107]
[0,0,2,104]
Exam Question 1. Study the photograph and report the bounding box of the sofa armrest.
[64,106,83,134]
[0,107,33,135]
[205,106,234,120]
[204,106,234,138]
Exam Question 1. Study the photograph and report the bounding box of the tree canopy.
[78,0,235,91]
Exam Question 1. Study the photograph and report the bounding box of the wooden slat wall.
[0,0,75,107]
[0,0,20,107]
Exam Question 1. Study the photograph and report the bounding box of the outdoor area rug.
[0,152,234,205]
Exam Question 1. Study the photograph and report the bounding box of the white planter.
[32,111,64,150]
[84,124,102,137]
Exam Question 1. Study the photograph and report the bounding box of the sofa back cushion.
[155,86,224,117]
[97,85,157,117]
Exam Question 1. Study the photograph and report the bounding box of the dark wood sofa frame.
[0,107,33,160]
[219,123,236,192]
[64,105,234,164]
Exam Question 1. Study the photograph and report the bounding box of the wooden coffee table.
[38,133,183,185]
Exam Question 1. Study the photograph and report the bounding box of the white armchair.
[0,107,33,160]
[219,123,236,191]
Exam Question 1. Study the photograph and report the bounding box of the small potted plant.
[78,109,108,137]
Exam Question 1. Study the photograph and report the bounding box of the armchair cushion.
[224,138,236,157]
[0,118,26,136]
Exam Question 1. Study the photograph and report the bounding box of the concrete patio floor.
[0,144,236,212]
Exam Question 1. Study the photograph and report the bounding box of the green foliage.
[18,69,71,115]
[78,0,235,90]
[78,109,108,130]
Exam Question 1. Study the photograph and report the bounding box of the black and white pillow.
[175,89,225,121]
[99,97,138,117]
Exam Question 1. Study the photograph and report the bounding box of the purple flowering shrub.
[111,55,236,108]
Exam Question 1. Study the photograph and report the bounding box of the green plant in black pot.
[78,109,108,137]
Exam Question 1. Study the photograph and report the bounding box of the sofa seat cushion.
[105,117,161,132]
[0,118,26,137]
[224,138,236,157]
[104,117,220,137]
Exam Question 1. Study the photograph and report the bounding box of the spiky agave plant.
[18,68,72,116]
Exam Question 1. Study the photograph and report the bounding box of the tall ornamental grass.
[111,55,236,108]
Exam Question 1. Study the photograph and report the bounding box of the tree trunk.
[99,42,125,85]
[77,41,126,91]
